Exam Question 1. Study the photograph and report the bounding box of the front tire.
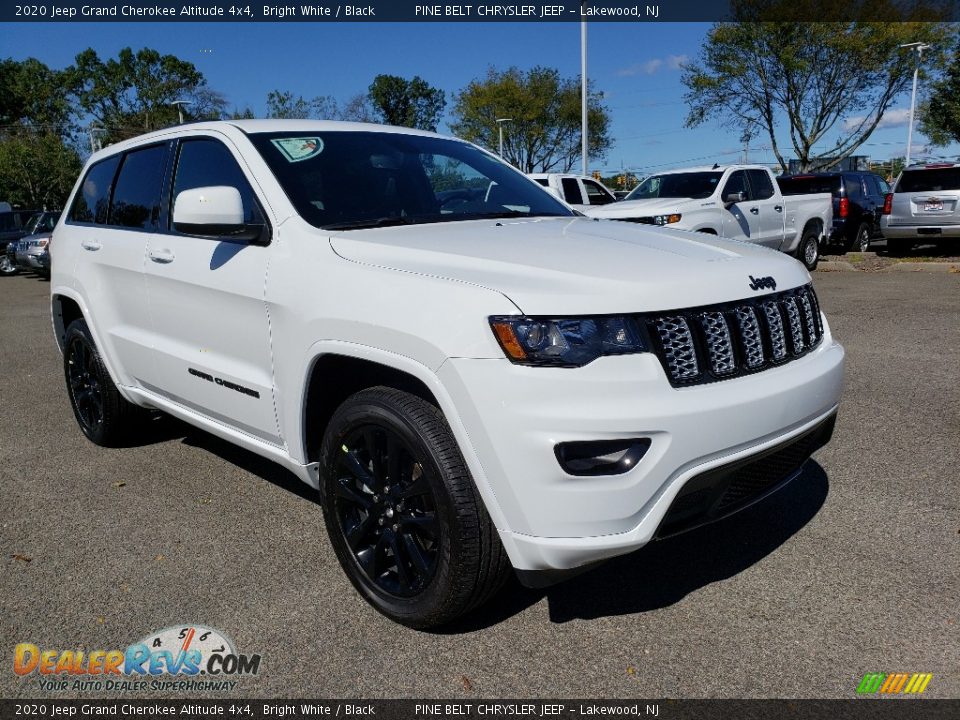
[63,319,148,446]
[319,387,510,629]
[795,228,820,271]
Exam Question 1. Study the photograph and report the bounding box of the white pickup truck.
[528,173,619,211]
[584,164,832,270]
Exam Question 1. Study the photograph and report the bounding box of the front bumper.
[439,322,844,572]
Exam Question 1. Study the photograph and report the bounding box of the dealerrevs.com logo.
[13,625,261,692]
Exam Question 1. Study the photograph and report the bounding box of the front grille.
[656,412,836,538]
[640,284,824,387]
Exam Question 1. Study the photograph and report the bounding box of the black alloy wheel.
[62,319,149,446]
[319,387,510,628]
[66,336,105,436]
[332,423,440,598]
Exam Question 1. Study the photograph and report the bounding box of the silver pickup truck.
[584,164,832,270]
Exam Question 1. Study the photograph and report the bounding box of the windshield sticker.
[271,137,324,163]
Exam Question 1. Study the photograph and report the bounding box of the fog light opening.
[555,438,652,476]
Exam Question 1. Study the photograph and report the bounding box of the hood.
[328,216,809,315]
[584,197,712,220]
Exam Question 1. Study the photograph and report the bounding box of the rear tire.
[319,386,510,629]
[63,319,149,446]
[850,223,871,253]
[795,228,820,271]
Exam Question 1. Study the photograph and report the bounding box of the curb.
[886,262,960,273]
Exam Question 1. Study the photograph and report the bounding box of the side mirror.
[173,186,267,244]
[724,191,746,205]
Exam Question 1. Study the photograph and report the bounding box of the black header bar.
[2,0,957,23]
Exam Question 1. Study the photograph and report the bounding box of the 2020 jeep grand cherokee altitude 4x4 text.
[51,121,844,628]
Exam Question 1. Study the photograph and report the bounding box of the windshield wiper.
[323,216,415,231]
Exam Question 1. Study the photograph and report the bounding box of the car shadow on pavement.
[440,461,829,632]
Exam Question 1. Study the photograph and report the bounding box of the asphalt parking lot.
[1,270,958,699]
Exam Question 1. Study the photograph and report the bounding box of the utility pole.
[580,2,589,176]
[496,118,512,158]
[900,42,931,167]
[171,100,193,125]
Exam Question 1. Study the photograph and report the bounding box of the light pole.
[581,2,588,176]
[171,100,193,124]
[496,118,512,158]
[900,42,931,167]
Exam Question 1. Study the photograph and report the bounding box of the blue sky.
[5,21,957,174]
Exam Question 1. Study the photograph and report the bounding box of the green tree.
[0,58,75,133]
[921,34,960,146]
[367,74,445,131]
[682,1,951,171]
[0,131,82,209]
[450,66,611,173]
[266,90,341,120]
[71,47,222,142]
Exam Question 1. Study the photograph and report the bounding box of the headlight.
[653,213,681,225]
[489,315,647,367]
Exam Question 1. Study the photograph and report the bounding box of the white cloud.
[843,108,913,131]
[618,55,687,77]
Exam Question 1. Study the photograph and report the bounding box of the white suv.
[51,120,844,628]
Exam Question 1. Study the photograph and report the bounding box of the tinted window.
[172,138,263,228]
[0,213,19,231]
[626,172,723,200]
[863,174,880,197]
[844,175,863,199]
[109,144,169,230]
[583,179,615,205]
[777,175,840,196]
[724,171,748,199]
[561,177,582,204]
[533,178,549,186]
[896,168,960,193]
[248,131,571,229]
[747,169,775,200]
[70,156,121,224]
[876,176,891,194]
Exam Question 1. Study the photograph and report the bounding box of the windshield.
[248,131,573,230]
[625,171,723,201]
[896,168,960,193]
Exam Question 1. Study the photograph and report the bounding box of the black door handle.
[774,205,783,212]
[750,207,759,215]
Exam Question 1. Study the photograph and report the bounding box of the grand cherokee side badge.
[749,275,777,291]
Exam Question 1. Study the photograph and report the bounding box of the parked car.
[778,171,889,253]
[14,212,60,277]
[0,209,41,276]
[52,120,844,628]
[582,164,832,270]
[881,163,960,255]
[528,173,618,210]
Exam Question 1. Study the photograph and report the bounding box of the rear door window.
[560,177,583,204]
[70,155,121,224]
[896,168,960,193]
[844,175,863,200]
[109,144,169,230]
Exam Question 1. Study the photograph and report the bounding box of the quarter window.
[70,156,121,224]
[109,144,169,230]
[171,138,264,229]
